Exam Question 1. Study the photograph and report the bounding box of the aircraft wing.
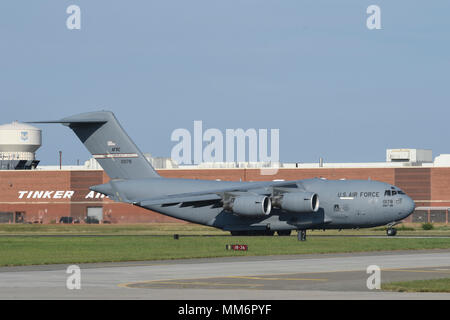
[134,180,302,207]
[139,194,222,206]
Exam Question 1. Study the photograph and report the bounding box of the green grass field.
[0,223,221,236]
[0,222,449,236]
[0,223,449,266]
[1,233,450,267]
[382,278,450,293]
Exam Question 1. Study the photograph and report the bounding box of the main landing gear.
[297,229,307,241]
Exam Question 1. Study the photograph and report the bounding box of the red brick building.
[0,167,448,224]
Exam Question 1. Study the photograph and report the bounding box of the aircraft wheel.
[277,230,292,236]
[386,228,397,237]
[297,229,307,241]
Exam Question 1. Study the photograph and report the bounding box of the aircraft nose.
[404,195,415,217]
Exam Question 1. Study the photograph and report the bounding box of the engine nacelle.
[274,192,319,213]
[226,195,272,217]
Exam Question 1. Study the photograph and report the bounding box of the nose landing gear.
[386,228,397,237]
[386,221,400,237]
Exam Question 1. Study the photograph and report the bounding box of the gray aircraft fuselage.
[93,176,415,233]
[30,110,415,235]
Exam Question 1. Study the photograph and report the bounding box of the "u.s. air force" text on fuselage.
[337,191,380,198]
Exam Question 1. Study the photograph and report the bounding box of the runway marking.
[118,271,347,289]
[117,274,255,289]
[229,276,328,282]
[135,281,264,288]
[118,274,327,289]
[433,268,450,271]
[382,268,450,274]
[96,263,172,268]
[118,265,450,290]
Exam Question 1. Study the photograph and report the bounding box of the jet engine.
[225,195,272,217]
[273,192,319,213]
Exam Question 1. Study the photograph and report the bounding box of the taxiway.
[0,250,449,299]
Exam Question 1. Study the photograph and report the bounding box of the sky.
[1,1,449,165]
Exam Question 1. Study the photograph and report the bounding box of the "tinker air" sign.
[17,191,107,199]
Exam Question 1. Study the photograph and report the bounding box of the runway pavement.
[0,250,449,299]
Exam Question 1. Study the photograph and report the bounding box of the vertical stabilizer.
[30,111,160,180]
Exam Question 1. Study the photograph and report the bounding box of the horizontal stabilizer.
[109,180,132,203]
[28,120,107,126]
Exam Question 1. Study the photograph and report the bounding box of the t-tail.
[29,111,160,180]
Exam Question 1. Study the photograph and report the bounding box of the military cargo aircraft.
[30,111,415,240]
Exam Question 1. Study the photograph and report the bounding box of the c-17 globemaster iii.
[30,111,415,240]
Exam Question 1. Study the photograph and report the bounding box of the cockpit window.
[385,188,405,196]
